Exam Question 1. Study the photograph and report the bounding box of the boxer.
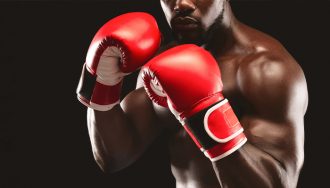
[77,1,308,187]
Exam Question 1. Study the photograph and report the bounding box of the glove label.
[184,99,244,149]
[204,99,243,143]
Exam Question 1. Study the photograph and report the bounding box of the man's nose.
[174,0,196,15]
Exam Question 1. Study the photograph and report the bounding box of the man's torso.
[135,22,295,188]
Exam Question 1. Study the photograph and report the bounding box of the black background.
[1,0,329,187]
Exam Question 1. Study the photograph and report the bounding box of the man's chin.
[172,30,204,46]
[178,39,203,46]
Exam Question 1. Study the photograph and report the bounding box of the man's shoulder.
[237,44,302,87]
[236,49,308,115]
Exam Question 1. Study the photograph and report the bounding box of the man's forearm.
[87,106,141,173]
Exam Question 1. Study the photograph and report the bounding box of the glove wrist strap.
[183,99,247,161]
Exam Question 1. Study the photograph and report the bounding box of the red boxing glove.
[142,44,247,161]
[77,12,161,111]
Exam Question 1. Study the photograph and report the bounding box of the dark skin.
[86,0,308,187]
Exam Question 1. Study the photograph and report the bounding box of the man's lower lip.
[173,23,199,30]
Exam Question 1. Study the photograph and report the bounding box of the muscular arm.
[87,87,162,173]
[212,56,308,188]
[86,42,177,173]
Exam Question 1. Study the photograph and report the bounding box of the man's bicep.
[241,115,304,170]
[121,87,162,145]
[238,58,307,170]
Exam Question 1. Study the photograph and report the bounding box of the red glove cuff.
[183,99,247,161]
[77,63,122,111]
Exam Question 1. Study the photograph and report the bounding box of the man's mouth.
[171,16,200,31]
